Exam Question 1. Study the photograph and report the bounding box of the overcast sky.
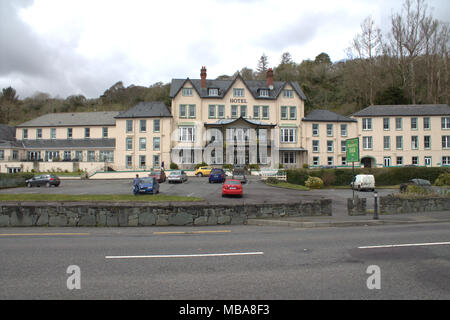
[0,0,449,99]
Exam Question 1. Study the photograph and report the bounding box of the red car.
[222,179,243,198]
[148,169,166,183]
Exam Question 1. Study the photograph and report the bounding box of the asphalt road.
[0,223,449,300]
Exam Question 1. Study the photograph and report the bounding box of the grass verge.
[266,182,309,191]
[0,194,203,202]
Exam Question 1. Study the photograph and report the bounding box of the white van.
[351,174,375,191]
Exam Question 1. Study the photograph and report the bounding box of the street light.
[373,191,379,220]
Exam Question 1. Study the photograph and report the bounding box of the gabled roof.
[169,73,307,101]
[115,101,172,119]
[302,109,356,122]
[352,104,450,117]
[17,111,120,127]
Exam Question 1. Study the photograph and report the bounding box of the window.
[153,137,160,151]
[282,151,296,164]
[233,88,244,97]
[99,151,113,162]
[327,157,334,166]
[208,105,216,118]
[179,149,195,164]
[395,118,402,130]
[341,141,346,153]
[218,105,225,118]
[442,136,450,149]
[342,156,347,166]
[424,136,431,149]
[50,128,56,139]
[87,151,95,162]
[283,90,294,98]
[327,141,334,152]
[182,88,193,96]
[313,157,319,166]
[280,128,296,143]
[262,106,269,119]
[340,124,347,137]
[312,140,319,152]
[102,127,108,138]
[84,128,90,139]
[423,117,430,130]
[397,156,403,166]
[312,124,319,136]
[179,105,187,118]
[139,155,146,168]
[153,119,160,133]
[327,124,333,137]
[396,136,403,150]
[75,151,83,162]
[362,118,372,130]
[139,137,146,151]
[383,118,390,130]
[140,120,146,132]
[442,156,450,165]
[208,88,219,96]
[411,117,418,130]
[281,106,288,120]
[384,157,391,167]
[289,106,296,119]
[441,117,450,129]
[153,155,160,168]
[0,150,3,160]
[411,136,419,149]
[126,137,133,150]
[126,120,133,132]
[36,128,42,139]
[383,136,390,150]
[63,151,71,161]
[259,89,269,97]
[363,136,373,150]
[253,106,260,119]
[412,156,418,165]
[231,105,238,119]
[179,127,195,142]
[188,105,196,118]
[126,155,132,168]
[23,129,28,139]
[240,105,247,118]
[424,156,432,166]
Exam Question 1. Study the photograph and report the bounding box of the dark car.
[134,177,160,195]
[26,174,61,188]
[149,169,166,183]
[400,178,432,192]
[232,169,247,184]
[209,168,226,183]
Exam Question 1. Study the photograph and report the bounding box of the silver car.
[168,170,188,183]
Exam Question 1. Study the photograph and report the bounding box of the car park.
[194,166,212,177]
[350,174,375,191]
[26,174,61,188]
[209,168,226,183]
[149,169,166,183]
[400,178,432,192]
[168,170,188,183]
[134,177,160,194]
[232,169,247,184]
[222,179,243,197]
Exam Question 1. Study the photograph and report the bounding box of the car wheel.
[197,173,203,177]
[46,182,51,188]
[27,183,32,188]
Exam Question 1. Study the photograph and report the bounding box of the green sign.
[346,138,359,162]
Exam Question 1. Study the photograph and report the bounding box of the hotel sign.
[346,138,359,162]
[230,98,247,104]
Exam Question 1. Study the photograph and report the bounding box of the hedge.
[0,172,35,189]
[286,167,450,187]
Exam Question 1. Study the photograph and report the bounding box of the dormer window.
[182,88,193,96]
[208,88,219,96]
[259,89,269,97]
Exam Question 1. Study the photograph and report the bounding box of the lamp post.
[373,191,379,220]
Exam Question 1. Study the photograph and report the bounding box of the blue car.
[133,177,160,195]
[209,168,226,183]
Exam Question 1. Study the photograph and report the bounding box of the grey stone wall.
[347,196,367,216]
[380,195,450,214]
[0,199,332,227]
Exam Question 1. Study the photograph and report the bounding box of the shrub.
[170,162,179,170]
[302,163,309,169]
[248,164,260,170]
[320,170,336,186]
[286,169,309,185]
[434,173,450,186]
[265,177,280,184]
[305,176,324,189]
[222,164,233,170]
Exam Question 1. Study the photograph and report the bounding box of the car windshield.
[170,171,181,175]
[211,169,222,173]
[226,181,241,185]
[140,178,154,184]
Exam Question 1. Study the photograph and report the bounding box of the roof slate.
[352,104,450,117]
[17,112,120,127]
[114,101,172,118]
[302,109,356,122]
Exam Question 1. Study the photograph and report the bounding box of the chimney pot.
[266,68,274,88]
[201,66,207,88]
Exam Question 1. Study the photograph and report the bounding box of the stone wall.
[0,199,332,227]
[347,196,367,216]
[380,195,450,214]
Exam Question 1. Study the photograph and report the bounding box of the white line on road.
[105,251,264,259]
[358,241,450,249]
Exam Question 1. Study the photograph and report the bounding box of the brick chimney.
[200,66,207,88]
[266,68,274,88]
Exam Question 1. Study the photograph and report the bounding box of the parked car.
[222,179,243,197]
[232,169,247,184]
[26,174,61,188]
[209,168,226,183]
[233,164,247,172]
[134,177,160,195]
[194,166,212,177]
[400,178,432,192]
[168,170,188,183]
[350,174,375,191]
[149,169,166,183]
